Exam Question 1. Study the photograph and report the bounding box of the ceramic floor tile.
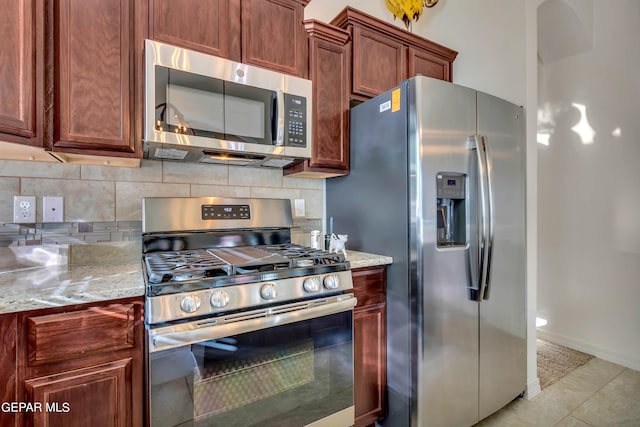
[554,415,593,427]
[561,358,626,393]
[602,368,640,401]
[475,396,567,427]
[570,387,640,427]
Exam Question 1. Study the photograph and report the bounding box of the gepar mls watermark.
[1,401,70,413]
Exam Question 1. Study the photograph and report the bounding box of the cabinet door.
[351,26,405,99]
[354,302,386,427]
[241,0,308,77]
[0,0,44,147]
[24,359,133,427]
[53,0,139,157]
[284,20,350,178]
[408,46,452,82]
[1,314,17,427]
[149,0,239,60]
[351,266,387,427]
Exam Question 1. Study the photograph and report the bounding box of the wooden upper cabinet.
[351,26,406,100]
[0,0,44,147]
[51,0,143,161]
[284,20,350,178]
[241,0,309,77]
[149,0,240,61]
[331,7,457,101]
[408,46,451,80]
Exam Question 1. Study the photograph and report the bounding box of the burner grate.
[145,250,231,284]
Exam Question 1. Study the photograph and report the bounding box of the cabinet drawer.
[27,304,136,366]
[351,266,386,307]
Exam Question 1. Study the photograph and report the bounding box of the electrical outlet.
[43,196,64,223]
[13,196,36,223]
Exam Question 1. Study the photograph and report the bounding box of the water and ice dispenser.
[436,173,466,247]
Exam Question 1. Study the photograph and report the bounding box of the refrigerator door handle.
[470,135,489,302]
[481,135,495,300]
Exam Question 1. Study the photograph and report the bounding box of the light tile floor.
[475,358,640,426]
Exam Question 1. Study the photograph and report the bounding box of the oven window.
[154,66,275,145]
[149,311,353,427]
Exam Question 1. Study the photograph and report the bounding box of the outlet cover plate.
[43,196,64,223]
[13,196,36,223]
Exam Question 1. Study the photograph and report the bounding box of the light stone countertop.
[0,245,391,314]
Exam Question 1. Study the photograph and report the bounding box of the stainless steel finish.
[142,197,292,233]
[144,40,312,164]
[413,78,480,427]
[276,89,285,146]
[305,406,355,427]
[145,269,354,324]
[476,90,526,421]
[149,294,357,352]
[326,76,526,427]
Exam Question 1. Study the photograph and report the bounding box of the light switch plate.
[293,199,305,217]
[43,196,64,222]
[13,196,36,223]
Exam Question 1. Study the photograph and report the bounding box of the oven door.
[147,295,356,427]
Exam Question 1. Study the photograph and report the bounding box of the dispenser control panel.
[437,174,465,199]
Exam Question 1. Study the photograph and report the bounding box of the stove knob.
[180,295,201,313]
[260,283,278,300]
[323,275,340,290]
[303,277,321,293]
[210,290,230,308]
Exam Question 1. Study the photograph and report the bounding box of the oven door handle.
[149,295,357,353]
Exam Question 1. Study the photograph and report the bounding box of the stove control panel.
[201,204,250,220]
[146,270,354,324]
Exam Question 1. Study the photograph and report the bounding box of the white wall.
[536,0,640,370]
[305,0,526,105]
[306,0,542,396]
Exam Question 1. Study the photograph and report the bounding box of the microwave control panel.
[283,94,307,148]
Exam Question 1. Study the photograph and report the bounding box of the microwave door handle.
[274,89,285,146]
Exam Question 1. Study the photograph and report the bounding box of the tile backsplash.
[0,159,323,247]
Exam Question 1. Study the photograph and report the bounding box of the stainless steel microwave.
[143,40,312,167]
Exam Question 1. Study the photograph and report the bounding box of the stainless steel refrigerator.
[326,76,526,427]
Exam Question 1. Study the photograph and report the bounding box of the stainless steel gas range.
[141,197,356,427]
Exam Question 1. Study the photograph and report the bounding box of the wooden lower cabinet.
[351,265,387,427]
[10,297,144,427]
[1,313,18,427]
[24,359,132,427]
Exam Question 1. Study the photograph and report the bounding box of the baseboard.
[537,329,640,371]
[525,378,541,400]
